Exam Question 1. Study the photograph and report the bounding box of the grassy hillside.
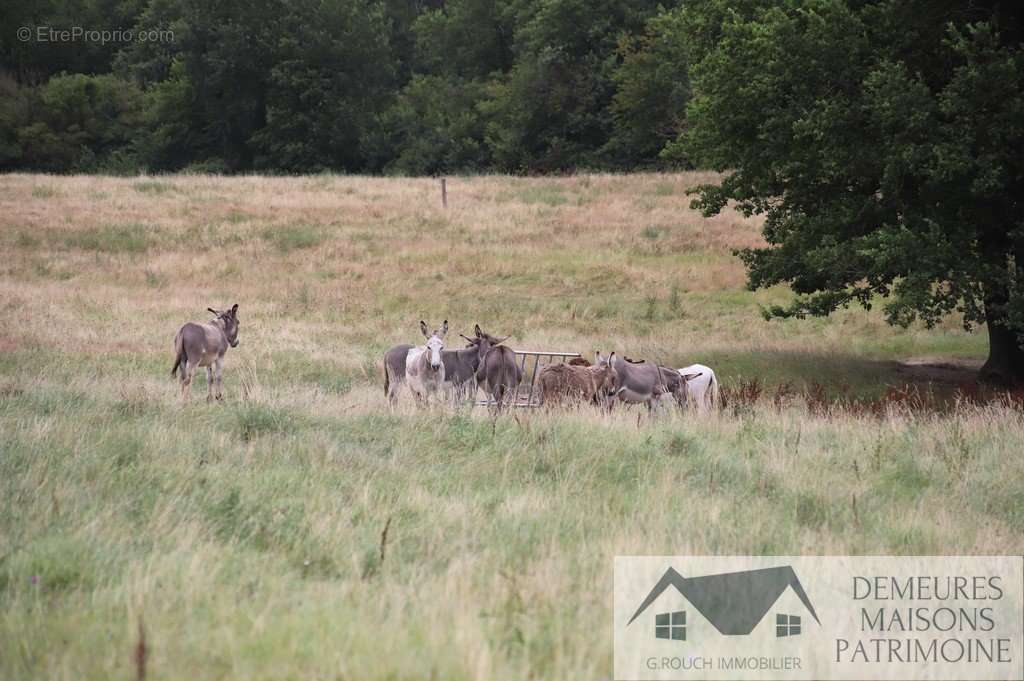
[1,173,1021,680]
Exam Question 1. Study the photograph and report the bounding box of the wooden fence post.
[441,177,447,208]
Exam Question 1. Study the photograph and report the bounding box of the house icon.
[626,565,820,641]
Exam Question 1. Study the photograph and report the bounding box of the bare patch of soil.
[895,357,983,385]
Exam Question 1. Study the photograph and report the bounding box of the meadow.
[1,173,1022,680]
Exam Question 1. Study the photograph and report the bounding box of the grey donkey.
[595,351,701,412]
[474,324,522,412]
[171,304,240,402]
[382,325,508,407]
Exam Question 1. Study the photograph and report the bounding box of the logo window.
[776,614,801,637]
[655,611,686,641]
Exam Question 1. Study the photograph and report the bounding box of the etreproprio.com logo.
[17,26,174,45]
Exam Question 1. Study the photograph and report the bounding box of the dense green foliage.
[4,1,1021,178]
[680,0,1024,383]
[1,0,691,173]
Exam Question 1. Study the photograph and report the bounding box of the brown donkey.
[538,358,618,409]
[473,324,521,412]
[171,304,240,402]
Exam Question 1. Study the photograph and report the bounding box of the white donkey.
[405,320,448,405]
[677,363,718,412]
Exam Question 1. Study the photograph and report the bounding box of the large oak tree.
[679,0,1024,384]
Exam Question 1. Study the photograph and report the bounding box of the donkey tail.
[709,371,720,409]
[170,330,185,378]
[383,362,390,397]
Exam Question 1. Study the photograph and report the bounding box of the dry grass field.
[1,172,1022,680]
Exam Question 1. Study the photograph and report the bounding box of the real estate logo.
[627,566,820,642]
[613,556,1024,681]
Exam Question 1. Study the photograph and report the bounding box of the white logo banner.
[614,556,1024,680]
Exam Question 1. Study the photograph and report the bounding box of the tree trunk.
[978,311,1024,387]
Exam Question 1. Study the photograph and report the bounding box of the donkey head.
[462,332,498,372]
[473,324,509,346]
[592,351,621,406]
[420,320,448,371]
[596,359,620,396]
[208,304,240,347]
[602,352,621,393]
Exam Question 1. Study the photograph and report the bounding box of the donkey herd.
[171,308,718,413]
[383,320,718,413]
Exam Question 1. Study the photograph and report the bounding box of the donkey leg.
[206,366,214,402]
[214,358,224,400]
[182,359,198,404]
[385,369,400,409]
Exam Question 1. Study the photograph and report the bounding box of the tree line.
[1,0,695,174]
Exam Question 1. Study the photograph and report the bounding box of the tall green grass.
[2,360,1022,679]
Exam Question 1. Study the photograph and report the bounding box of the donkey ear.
[230,303,238,315]
[208,307,219,315]
[441,320,448,336]
[474,324,483,337]
[420,321,429,337]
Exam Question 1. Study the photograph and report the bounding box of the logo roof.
[627,565,820,635]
